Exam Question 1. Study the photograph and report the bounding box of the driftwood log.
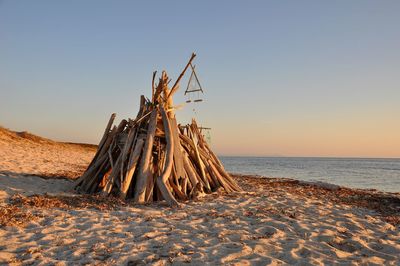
[74,54,241,206]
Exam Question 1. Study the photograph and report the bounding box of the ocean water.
[219,156,400,193]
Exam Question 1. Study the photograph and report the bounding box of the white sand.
[0,173,73,203]
[1,188,399,265]
[1,128,399,265]
[0,127,96,179]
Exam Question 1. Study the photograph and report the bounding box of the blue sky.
[1,1,399,157]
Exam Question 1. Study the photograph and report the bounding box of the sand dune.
[0,127,399,265]
[0,127,96,179]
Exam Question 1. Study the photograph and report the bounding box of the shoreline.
[221,157,400,193]
[231,173,400,196]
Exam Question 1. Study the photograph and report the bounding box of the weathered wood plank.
[120,136,145,199]
[134,109,158,203]
[155,107,179,207]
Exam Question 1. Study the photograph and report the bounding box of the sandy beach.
[1,127,399,265]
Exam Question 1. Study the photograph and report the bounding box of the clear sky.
[1,1,399,158]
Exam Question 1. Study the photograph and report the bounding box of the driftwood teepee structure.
[74,54,241,206]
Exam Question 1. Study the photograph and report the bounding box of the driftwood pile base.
[74,55,241,206]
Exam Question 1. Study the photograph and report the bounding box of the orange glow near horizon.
[210,110,400,158]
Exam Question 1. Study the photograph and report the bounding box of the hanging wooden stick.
[167,53,196,99]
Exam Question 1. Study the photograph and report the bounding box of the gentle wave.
[220,156,400,192]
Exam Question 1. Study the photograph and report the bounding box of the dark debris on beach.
[234,174,400,225]
[1,175,399,228]
[0,194,131,227]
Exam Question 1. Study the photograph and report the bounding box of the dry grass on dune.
[0,126,54,144]
[0,126,97,149]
